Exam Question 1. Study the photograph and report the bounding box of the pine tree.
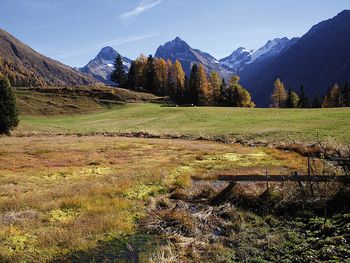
[298,85,309,108]
[271,78,287,108]
[127,61,137,90]
[342,82,350,107]
[312,95,322,108]
[219,78,227,106]
[0,75,19,134]
[110,54,127,87]
[145,55,158,93]
[188,64,199,105]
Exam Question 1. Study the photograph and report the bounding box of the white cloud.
[118,0,163,21]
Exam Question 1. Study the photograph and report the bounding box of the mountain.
[239,10,350,107]
[0,28,96,87]
[219,38,298,72]
[155,37,234,78]
[80,46,132,85]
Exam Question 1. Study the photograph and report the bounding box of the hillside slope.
[240,10,350,107]
[0,29,96,87]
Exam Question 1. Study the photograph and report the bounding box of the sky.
[1,0,349,67]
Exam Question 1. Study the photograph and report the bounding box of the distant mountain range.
[79,46,131,85]
[0,29,96,87]
[86,36,295,84]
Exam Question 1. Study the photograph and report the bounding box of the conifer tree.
[219,78,227,106]
[110,54,127,87]
[329,83,342,107]
[173,60,186,102]
[134,54,147,90]
[0,75,19,134]
[342,82,350,107]
[197,64,210,105]
[209,71,222,105]
[271,78,287,108]
[286,89,299,108]
[312,95,322,108]
[188,64,199,105]
[145,55,158,93]
[227,75,255,108]
[127,61,137,90]
[155,58,168,96]
[298,85,309,108]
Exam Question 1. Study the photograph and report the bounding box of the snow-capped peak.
[219,37,297,72]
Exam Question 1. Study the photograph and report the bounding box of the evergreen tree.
[219,78,227,106]
[298,85,309,108]
[342,82,350,107]
[188,64,199,105]
[127,61,137,90]
[271,78,287,108]
[0,75,19,134]
[312,95,322,108]
[145,55,158,93]
[110,54,127,87]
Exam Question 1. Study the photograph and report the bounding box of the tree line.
[111,54,255,107]
[271,78,350,108]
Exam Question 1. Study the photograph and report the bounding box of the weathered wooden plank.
[218,175,350,183]
[210,182,237,206]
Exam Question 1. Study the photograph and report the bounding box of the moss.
[124,183,166,200]
[49,209,78,223]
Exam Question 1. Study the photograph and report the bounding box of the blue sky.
[1,0,349,67]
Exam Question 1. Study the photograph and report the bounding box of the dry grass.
[0,135,307,262]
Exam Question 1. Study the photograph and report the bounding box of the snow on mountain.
[80,46,131,85]
[219,38,298,72]
[219,47,254,72]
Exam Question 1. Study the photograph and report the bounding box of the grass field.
[0,135,305,262]
[18,103,350,145]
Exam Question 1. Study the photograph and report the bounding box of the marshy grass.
[0,135,306,262]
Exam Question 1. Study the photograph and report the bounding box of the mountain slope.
[239,10,350,107]
[80,47,132,85]
[0,28,96,87]
[155,37,233,77]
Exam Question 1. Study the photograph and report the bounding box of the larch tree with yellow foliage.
[271,78,287,108]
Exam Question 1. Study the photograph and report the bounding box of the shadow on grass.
[53,233,162,263]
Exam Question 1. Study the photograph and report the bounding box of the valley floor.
[17,103,350,145]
